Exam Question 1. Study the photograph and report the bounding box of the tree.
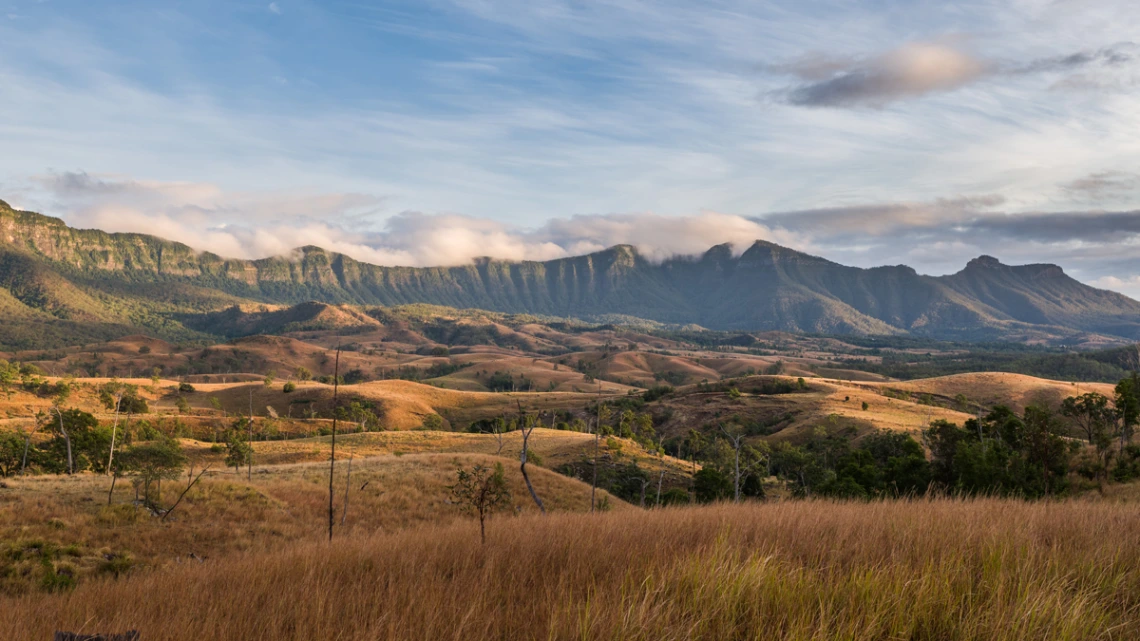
[99,380,131,476]
[295,366,312,381]
[327,346,341,542]
[517,403,545,514]
[119,438,186,510]
[175,396,191,415]
[692,468,732,503]
[0,433,24,477]
[224,435,252,473]
[719,423,749,502]
[1022,405,1071,496]
[1062,392,1117,478]
[0,360,19,398]
[1115,374,1140,449]
[591,400,612,512]
[450,462,511,544]
[264,370,276,388]
[1062,392,1116,446]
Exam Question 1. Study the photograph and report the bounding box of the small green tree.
[0,360,20,398]
[264,370,276,388]
[692,467,733,503]
[451,462,511,544]
[120,438,186,509]
[0,433,25,477]
[225,435,253,474]
[175,396,191,415]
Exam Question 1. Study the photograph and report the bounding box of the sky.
[1,1,1139,294]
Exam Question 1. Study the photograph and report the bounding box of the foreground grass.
[4,499,1139,640]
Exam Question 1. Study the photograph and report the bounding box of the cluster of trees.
[837,347,1132,383]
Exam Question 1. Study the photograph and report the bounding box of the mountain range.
[1,197,1138,350]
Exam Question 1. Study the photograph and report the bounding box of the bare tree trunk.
[247,388,253,481]
[656,468,664,507]
[720,425,743,503]
[328,346,341,542]
[341,449,353,526]
[494,414,505,456]
[21,433,30,475]
[518,402,545,514]
[591,392,601,513]
[55,408,73,475]
[107,473,117,505]
[107,393,123,476]
[734,444,741,502]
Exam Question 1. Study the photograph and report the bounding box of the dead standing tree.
[328,345,341,542]
[591,396,612,513]
[720,423,747,503]
[517,401,545,514]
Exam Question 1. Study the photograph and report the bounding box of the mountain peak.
[966,255,1004,269]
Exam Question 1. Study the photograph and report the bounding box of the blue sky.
[1,0,1140,294]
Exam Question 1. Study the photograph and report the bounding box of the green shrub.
[178,382,196,393]
[283,382,296,393]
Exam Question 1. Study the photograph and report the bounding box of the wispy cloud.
[268,3,281,15]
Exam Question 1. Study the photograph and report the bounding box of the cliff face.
[1,199,1139,348]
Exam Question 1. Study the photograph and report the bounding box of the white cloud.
[23,172,796,267]
[268,3,281,15]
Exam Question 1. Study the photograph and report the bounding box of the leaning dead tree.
[163,464,212,522]
[327,345,341,542]
[517,401,545,514]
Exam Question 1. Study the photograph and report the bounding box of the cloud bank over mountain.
[13,171,1140,300]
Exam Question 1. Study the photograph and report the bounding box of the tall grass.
[4,499,1139,640]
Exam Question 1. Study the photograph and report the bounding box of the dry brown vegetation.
[4,499,1139,640]
[0,447,630,595]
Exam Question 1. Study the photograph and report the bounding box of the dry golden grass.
[181,428,692,478]
[884,372,1116,413]
[0,449,626,595]
[3,499,1139,640]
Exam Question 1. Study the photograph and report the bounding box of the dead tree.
[20,427,31,475]
[52,407,74,475]
[163,464,211,521]
[720,423,746,503]
[341,448,354,526]
[492,414,506,455]
[247,387,254,481]
[517,401,545,514]
[328,345,341,542]
[106,388,125,476]
[590,386,606,513]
